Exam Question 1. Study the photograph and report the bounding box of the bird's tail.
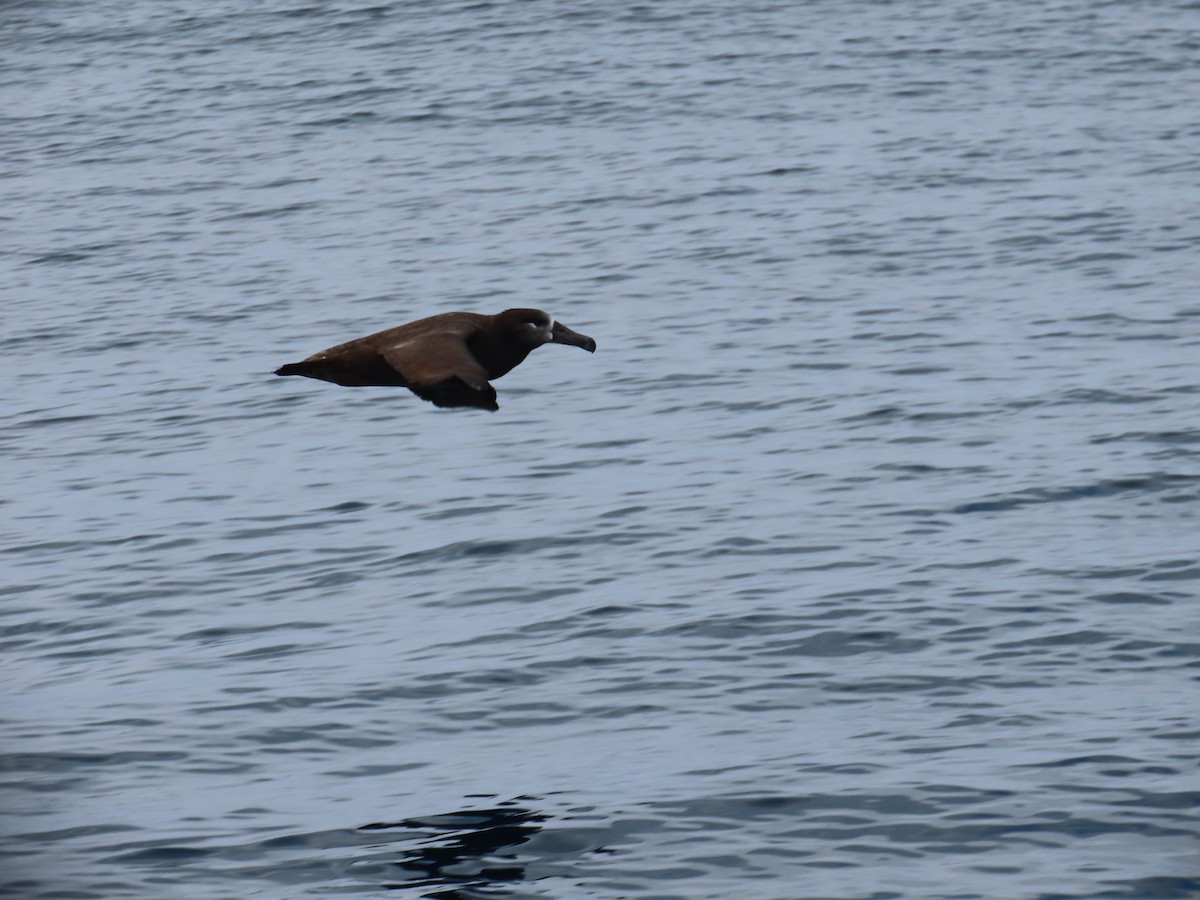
[275,362,310,377]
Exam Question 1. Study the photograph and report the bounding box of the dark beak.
[550,320,596,352]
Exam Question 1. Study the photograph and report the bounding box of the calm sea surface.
[3,1,1199,897]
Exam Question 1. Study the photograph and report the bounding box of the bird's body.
[274,308,595,410]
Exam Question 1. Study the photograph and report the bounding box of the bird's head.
[501,308,596,353]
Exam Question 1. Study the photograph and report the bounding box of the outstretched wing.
[379,333,499,411]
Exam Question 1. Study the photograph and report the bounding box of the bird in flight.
[275,308,596,410]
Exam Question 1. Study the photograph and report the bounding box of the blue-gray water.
[3,1,1199,897]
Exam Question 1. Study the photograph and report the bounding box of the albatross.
[274,308,596,411]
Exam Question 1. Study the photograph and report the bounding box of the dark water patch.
[1091,429,1200,446]
[876,462,991,476]
[756,165,818,177]
[1093,877,1200,899]
[599,504,649,519]
[995,629,1114,649]
[952,473,1200,514]
[443,585,580,609]
[700,538,840,558]
[319,500,373,513]
[759,630,930,659]
[221,641,319,661]
[655,792,943,822]
[1057,388,1166,405]
[531,455,644,472]
[830,675,993,698]
[104,844,214,864]
[177,622,327,644]
[11,413,103,430]
[193,693,342,715]
[1140,566,1200,583]
[389,529,666,569]
[777,814,1194,846]
[1112,790,1200,811]
[1020,754,1142,769]
[420,504,518,525]
[24,248,112,265]
[656,612,804,641]
[0,750,188,772]
[888,365,952,376]
[324,762,429,778]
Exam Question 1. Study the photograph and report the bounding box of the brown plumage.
[274,308,596,411]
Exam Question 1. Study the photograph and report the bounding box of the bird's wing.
[378,331,499,410]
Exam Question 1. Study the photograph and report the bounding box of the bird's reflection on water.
[360,800,547,897]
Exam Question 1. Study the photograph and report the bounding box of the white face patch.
[523,314,554,340]
[528,315,554,340]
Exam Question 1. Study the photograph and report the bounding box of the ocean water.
[3,1,1199,897]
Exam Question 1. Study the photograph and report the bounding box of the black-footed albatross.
[274,308,596,411]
